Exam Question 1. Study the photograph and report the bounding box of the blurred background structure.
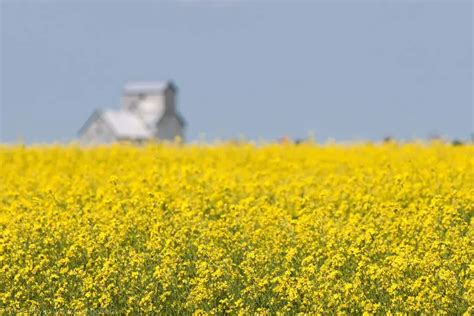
[78,81,185,144]
[1,1,472,143]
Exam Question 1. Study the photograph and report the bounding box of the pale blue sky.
[1,1,472,143]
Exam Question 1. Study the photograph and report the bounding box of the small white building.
[78,81,186,144]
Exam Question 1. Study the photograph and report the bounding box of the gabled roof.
[101,110,152,139]
[123,81,176,95]
[78,110,102,136]
[79,108,186,141]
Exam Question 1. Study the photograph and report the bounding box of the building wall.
[123,93,170,127]
[164,88,176,114]
[155,114,183,141]
[79,117,116,144]
[137,95,166,127]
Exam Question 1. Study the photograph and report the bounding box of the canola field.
[1,143,473,314]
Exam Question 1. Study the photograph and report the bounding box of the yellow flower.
[0,142,472,314]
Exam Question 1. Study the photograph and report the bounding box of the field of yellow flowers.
[1,143,473,314]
